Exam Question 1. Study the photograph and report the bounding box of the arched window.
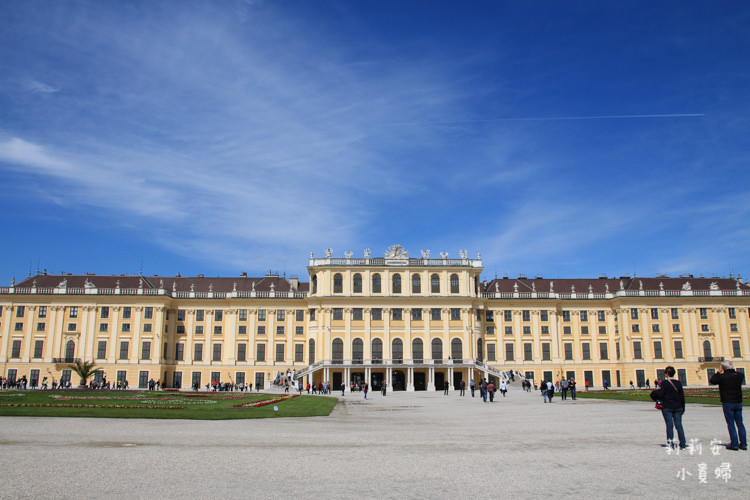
[476,339,483,361]
[431,274,440,293]
[311,275,317,295]
[392,274,402,294]
[412,274,421,294]
[352,338,364,363]
[372,273,382,293]
[412,338,423,363]
[332,338,343,364]
[392,338,403,362]
[333,273,343,294]
[450,274,459,294]
[308,339,315,364]
[703,340,713,359]
[353,273,362,293]
[431,338,443,361]
[371,338,383,362]
[65,340,75,362]
[451,338,462,362]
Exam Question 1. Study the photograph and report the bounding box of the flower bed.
[233,395,298,408]
[0,403,183,409]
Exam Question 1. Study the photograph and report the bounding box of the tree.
[69,360,98,387]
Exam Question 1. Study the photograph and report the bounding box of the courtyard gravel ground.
[1,386,748,499]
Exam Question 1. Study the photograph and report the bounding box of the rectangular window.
[67,323,76,332]
[599,342,608,360]
[392,309,402,321]
[309,309,316,321]
[144,307,153,319]
[630,308,638,320]
[563,326,571,335]
[213,325,222,335]
[237,343,247,362]
[671,308,679,320]
[33,340,44,358]
[672,324,680,333]
[580,310,588,322]
[597,310,605,322]
[194,344,203,362]
[732,339,742,358]
[36,322,45,331]
[97,341,107,359]
[650,308,659,320]
[372,308,382,321]
[728,307,736,319]
[699,308,708,319]
[581,326,589,335]
[16,305,25,317]
[143,324,152,333]
[653,341,663,359]
[99,323,108,333]
[523,326,531,335]
[295,310,304,322]
[38,306,47,318]
[121,323,131,333]
[504,310,512,322]
[239,309,248,321]
[122,307,131,319]
[119,341,129,360]
[276,326,285,336]
[487,343,496,362]
[486,326,495,335]
[69,306,78,318]
[450,308,461,320]
[333,308,343,321]
[353,308,363,321]
[541,325,549,335]
[598,326,606,335]
[542,342,550,361]
[701,324,710,332]
[212,343,222,361]
[257,309,266,321]
[505,343,514,361]
[177,325,186,334]
[196,310,204,321]
[540,310,548,322]
[295,344,304,362]
[411,309,422,321]
[177,309,186,321]
[730,323,738,332]
[431,308,441,321]
[295,326,304,336]
[631,324,640,333]
[523,343,533,361]
[652,324,660,333]
[215,310,223,321]
[276,310,285,321]
[564,343,573,360]
[141,341,151,360]
[256,344,266,362]
[562,311,570,322]
[11,340,22,358]
[674,340,683,359]
[522,310,530,322]
[582,343,591,360]
[14,322,23,331]
[504,326,513,336]
[633,341,642,360]
[486,311,494,322]
[100,306,109,319]
[275,343,285,362]
[175,343,184,361]
[257,325,266,335]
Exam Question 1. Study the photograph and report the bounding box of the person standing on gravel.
[709,360,747,451]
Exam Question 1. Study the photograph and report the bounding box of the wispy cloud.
[25,79,59,94]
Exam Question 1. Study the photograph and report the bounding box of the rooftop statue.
[385,244,408,259]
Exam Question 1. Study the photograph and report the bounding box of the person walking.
[459,380,466,396]
[470,379,476,397]
[560,378,568,400]
[444,380,449,395]
[650,366,686,450]
[569,378,577,400]
[500,381,507,397]
[709,360,747,451]
[541,380,548,403]
[487,381,496,402]
[381,381,387,396]
[363,382,368,400]
[546,380,555,402]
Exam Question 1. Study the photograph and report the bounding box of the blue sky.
[1,1,748,284]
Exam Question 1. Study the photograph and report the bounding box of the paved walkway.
[1,388,747,499]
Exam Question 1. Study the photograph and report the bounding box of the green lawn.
[576,387,750,406]
[0,390,338,419]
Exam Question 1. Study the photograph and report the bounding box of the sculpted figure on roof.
[682,281,692,291]
[710,282,719,291]
[385,244,408,259]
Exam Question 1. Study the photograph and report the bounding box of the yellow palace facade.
[1,246,748,391]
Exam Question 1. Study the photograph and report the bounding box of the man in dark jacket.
[709,360,747,451]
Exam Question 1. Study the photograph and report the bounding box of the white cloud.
[26,79,59,94]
